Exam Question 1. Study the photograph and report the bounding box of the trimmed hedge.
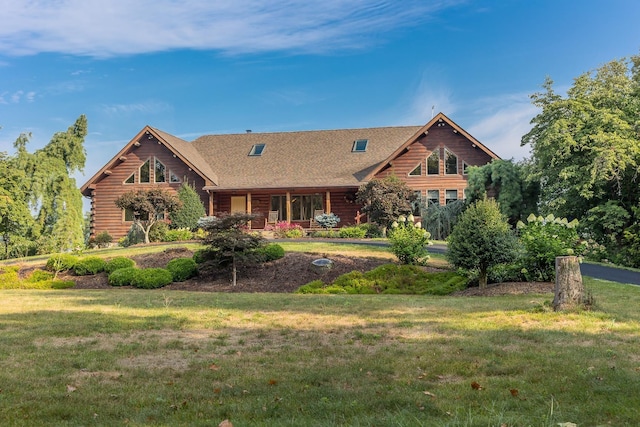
[108,267,138,287]
[339,226,367,238]
[131,268,173,289]
[45,254,79,272]
[254,243,285,262]
[105,256,136,274]
[73,256,107,276]
[166,258,198,282]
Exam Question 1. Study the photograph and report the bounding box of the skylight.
[249,143,266,156]
[352,139,368,152]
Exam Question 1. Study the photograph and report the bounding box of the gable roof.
[80,126,218,196]
[191,126,422,190]
[364,112,500,180]
[81,113,500,194]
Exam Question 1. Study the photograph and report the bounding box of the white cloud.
[0,90,37,104]
[101,101,173,115]
[0,0,465,58]
[466,93,539,161]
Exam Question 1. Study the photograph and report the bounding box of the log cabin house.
[81,112,499,239]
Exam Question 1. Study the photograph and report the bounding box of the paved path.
[292,238,640,286]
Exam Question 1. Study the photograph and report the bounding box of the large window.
[270,195,287,221]
[445,189,458,204]
[427,151,439,175]
[155,159,166,183]
[427,190,440,205]
[412,191,422,216]
[445,149,458,175]
[140,159,150,183]
[291,194,323,221]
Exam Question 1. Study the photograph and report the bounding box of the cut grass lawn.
[1,278,639,426]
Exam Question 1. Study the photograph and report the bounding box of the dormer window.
[249,144,266,156]
[352,139,368,152]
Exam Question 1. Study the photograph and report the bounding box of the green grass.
[0,278,639,426]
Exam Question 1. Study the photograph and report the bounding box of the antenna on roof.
[246,129,252,133]
[431,105,435,119]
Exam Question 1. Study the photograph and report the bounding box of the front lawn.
[0,278,639,425]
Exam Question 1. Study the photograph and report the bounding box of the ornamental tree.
[447,198,518,289]
[201,212,266,286]
[356,176,416,234]
[114,188,181,244]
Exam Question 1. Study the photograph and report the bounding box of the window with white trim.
[427,151,439,175]
[409,163,422,176]
[140,159,150,183]
[445,189,458,204]
[155,158,166,183]
[427,190,439,205]
[445,149,458,175]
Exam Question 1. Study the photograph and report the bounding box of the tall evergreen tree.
[170,183,206,230]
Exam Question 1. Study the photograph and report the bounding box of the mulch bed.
[45,248,554,295]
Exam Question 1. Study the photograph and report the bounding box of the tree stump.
[553,256,584,311]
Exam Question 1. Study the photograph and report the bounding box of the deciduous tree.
[202,213,266,286]
[356,176,415,234]
[114,188,181,244]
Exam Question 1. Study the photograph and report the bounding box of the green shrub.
[388,216,431,265]
[339,226,367,239]
[46,254,79,272]
[164,228,193,242]
[73,256,106,276]
[93,231,113,248]
[253,243,285,262]
[193,248,217,264]
[517,214,585,281]
[149,221,169,242]
[166,258,198,282]
[359,223,383,238]
[131,268,173,289]
[296,264,467,295]
[26,269,54,283]
[0,266,20,288]
[108,267,139,287]
[105,256,136,274]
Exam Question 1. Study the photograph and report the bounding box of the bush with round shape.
[73,256,107,276]
[339,226,367,239]
[108,267,139,287]
[105,256,136,274]
[164,228,193,242]
[253,243,285,262]
[46,253,79,272]
[166,258,198,282]
[26,269,54,283]
[131,268,173,289]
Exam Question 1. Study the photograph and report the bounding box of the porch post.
[326,191,331,214]
[286,192,291,224]
[247,192,252,228]
[208,191,214,216]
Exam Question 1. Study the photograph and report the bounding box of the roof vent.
[246,129,252,133]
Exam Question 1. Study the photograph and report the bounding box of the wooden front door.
[230,196,246,214]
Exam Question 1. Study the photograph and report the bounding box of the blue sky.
[1,0,639,185]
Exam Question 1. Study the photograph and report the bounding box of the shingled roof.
[191,126,422,190]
